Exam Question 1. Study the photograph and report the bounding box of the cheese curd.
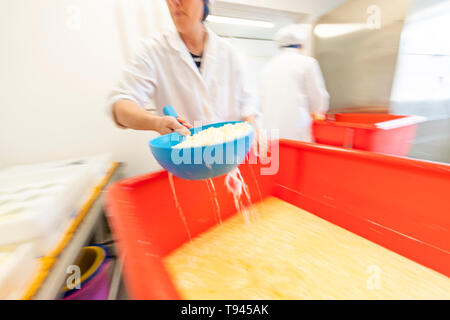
[164,197,450,300]
[173,122,252,148]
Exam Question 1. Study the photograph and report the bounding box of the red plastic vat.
[104,140,449,299]
[313,113,426,156]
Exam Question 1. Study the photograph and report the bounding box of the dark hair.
[202,0,210,22]
[282,44,302,49]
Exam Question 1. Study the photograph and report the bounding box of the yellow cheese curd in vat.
[164,197,450,300]
[173,122,252,148]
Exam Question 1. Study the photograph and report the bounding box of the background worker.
[259,24,329,142]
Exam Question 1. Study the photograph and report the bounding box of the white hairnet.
[274,24,309,47]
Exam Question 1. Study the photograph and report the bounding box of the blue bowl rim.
[149,120,254,151]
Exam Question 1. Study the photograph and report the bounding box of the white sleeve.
[305,59,329,114]
[107,41,157,127]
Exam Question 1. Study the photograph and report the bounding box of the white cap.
[274,24,308,47]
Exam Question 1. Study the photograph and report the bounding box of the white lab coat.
[259,48,329,142]
[109,28,257,127]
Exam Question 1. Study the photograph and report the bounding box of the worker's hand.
[252,125,261,156]
[243,116,260,157]
[155,116,192,136]
[176,117,193,130]
[312,112,326,121]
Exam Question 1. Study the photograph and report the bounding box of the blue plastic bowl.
[149,121,254,180]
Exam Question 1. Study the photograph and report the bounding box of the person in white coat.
[109,0,258,136]
[259,24,329,142]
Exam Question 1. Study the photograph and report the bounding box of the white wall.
[391,0,450,116]
[219,0,348,16]
[0,0,174,177]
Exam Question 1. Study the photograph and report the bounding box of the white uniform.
[259,48,329,142]
[109,28,256,127]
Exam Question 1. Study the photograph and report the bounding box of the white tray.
[0,243,37,299]
[0,165,96,255]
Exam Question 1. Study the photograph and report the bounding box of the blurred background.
[1,0,449,301]
[0,0,449,176]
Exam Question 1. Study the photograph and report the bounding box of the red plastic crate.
[104,140,449,299]
[313,113,426,156]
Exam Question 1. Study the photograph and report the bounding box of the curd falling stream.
[205,178,222,225]
[168,173,192,241]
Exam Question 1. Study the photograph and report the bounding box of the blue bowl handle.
[163,105,178,119]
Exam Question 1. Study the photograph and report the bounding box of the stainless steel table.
[27,163,125,300]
